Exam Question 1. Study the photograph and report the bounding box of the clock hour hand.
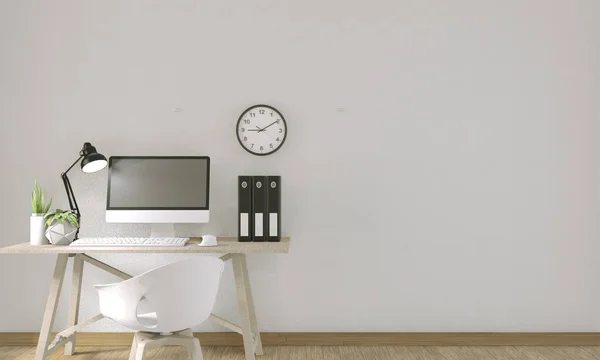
[249,123,277,133]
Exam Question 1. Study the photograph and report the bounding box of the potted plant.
[44,209,79,245]
[30,180,52,245]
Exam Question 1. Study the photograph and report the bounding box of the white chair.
[95,257,224,360]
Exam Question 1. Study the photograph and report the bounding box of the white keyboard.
[70,237,191,247]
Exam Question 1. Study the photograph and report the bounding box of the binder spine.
[238,176,253,242]
[252,176,268,242]
[267,176,281,242]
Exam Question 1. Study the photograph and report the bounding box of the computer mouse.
[199,235,217,247]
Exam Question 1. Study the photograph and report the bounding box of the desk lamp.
[61,142,107,239]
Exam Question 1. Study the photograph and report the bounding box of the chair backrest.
[96,257,224,333]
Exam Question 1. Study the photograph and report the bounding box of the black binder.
[267,176,281,242]
[238,176,253,242]
[252,176,268,242]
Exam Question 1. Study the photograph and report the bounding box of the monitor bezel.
[106,156,210,211]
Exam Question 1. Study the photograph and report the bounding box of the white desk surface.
[0,237,290,254]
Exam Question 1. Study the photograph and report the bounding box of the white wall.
[1,0,599,332]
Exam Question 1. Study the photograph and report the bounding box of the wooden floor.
[2,346,600,360]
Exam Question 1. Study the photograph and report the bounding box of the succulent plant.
[44,209,79,227]
[31,180,52,214]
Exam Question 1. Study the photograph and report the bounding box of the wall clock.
[236,104,287,156]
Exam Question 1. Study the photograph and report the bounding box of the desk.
[0,237,290,360]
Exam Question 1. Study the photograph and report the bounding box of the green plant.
[31,180,52,214]
[45,209,79,227]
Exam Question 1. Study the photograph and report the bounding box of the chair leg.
[134,340,148,360]
[185,337,203,360]
[179,328,193,337]
[128,333,140,360]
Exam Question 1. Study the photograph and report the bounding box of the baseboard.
[2,332,600,347]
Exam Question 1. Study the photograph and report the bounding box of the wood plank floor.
[2,346,600,360]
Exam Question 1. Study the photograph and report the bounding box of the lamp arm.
[63,152,84,175]
[61,173,79,215]
[61,154,84,240]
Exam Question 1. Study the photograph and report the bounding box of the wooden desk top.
[0,237,290,254]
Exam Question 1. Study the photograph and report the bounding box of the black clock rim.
[236,104,288,156]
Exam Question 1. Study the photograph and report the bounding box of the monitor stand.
[150,224,176,238]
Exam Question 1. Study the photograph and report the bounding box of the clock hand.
[250,123,277,133]
[260,121,278,132]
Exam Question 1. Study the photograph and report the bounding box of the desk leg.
[241,255,263,355]
[65,255,84,355]
[35,254,69,360]
[233,254,259,360]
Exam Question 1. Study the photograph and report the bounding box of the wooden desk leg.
[240,255,263,355]
[232,254,258,360]
[34,254,69,360]
[64,255,84,356]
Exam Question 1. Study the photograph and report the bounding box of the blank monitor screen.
[107,157,209,209]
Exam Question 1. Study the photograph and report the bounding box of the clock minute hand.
[259,121,278,132]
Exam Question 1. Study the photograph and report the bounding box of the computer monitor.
[106,156,210,237]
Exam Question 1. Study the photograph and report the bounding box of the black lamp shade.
[81,143,107,173]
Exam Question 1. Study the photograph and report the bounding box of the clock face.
[236,105,287,156]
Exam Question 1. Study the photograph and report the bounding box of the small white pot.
[45,221,78,245]
[30,214,48,245]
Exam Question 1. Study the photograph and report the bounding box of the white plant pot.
[45,221,77,245]
[30,214,48,245]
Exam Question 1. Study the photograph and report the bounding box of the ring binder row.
[238,175,281,242]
